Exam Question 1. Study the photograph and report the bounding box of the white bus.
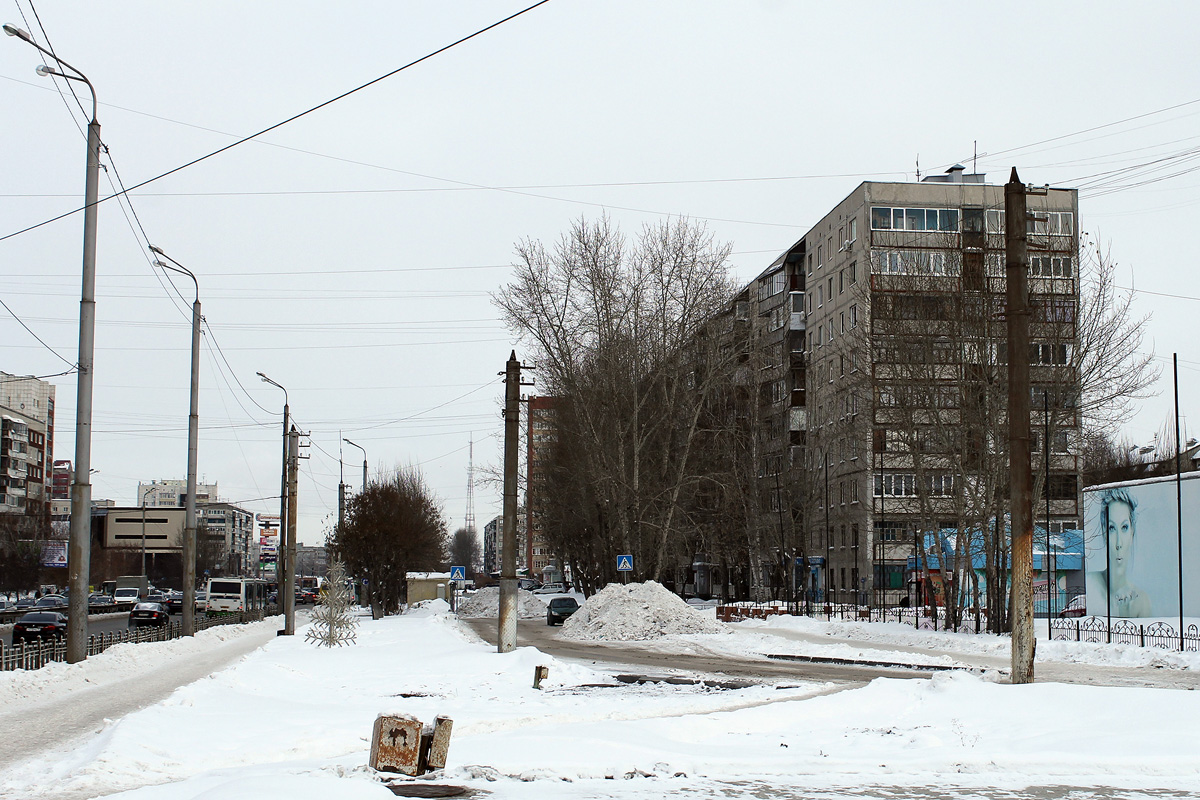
[205,578,269,613]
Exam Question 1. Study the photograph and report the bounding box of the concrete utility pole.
[284,426,299,635]
[4,23,107,664]
[498,351,521,653]
[257,373,288,608]
[1006,167,1035,683]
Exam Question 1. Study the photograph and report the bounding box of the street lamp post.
[343,438,367,490]
[5,23,101,663]
[150,246,200,636]
[140,484,154,580]
[257,373,288,618]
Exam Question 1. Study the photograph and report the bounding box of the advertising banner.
[40,540,67,567]
[1084,474,1200,618]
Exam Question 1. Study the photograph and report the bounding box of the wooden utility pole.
[1006,167,1035,683]
[498,352,521,653]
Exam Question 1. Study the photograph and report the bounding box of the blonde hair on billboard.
[1099,487,1137,539]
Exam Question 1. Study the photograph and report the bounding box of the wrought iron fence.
[1,609,266,672]
[1051,616,1200,651]
[717,601,1200,652]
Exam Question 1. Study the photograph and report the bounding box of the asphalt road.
[462,617,929,685]
[2,609,195,647]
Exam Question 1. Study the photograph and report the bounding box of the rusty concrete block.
[533,665,550,689]
[370,714,423,775]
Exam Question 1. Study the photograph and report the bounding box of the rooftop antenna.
[973,140,978,175]
[915,154,920,181]
[465,435,476,535]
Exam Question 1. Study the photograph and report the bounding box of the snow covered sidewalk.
[2,601,1198,799]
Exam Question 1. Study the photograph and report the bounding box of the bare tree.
[494,215,739,590]
[449,527,481,574]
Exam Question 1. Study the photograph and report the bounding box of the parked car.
[0,597,10,612]
[533,583,566,595]
[129,601,170,628]
[113,587,141,611]
[517,578,541,591]
[546,596,580,626]
[1059,595,1087,618]
[194,590,208,613]
[34,595,67,609]
[87,592,112,610]
[12,611,68,644]
[145,591,168,605]
[14,597,34,610]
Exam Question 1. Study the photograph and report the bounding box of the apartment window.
[839,312,846,334]
[849,261,857,284]
[874,472,917,497]
[1030,211,1074,236]
[849,304,858,328]
[807,253,813,276]
[848,217,858,243]
[851,481,859,503]
[986,208,1004,234]
[817,286,824,307]
[924,474,955,497]
[827,276,834,299]
[1048,474,1078,500]
[1031,342,1070,365]
[874,520,907,543]
[839,269,845,294]
[870,207,959,232]
[817,244,823,267]
[839,355,845,377]
[807,292,813,314]
[1030,255,1073,278]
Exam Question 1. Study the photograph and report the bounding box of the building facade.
[526,396,561,580]
[137,479,217,508]
[0,372,55,518]
[795,168,1081,606]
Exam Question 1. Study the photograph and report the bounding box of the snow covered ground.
[1,594,1197,799]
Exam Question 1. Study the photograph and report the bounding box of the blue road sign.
[450,566,466,582]
[617,554,634,572]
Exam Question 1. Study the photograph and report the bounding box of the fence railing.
[1051,616,1200,651]
[717,601,1199,651]
[1,609,266,672]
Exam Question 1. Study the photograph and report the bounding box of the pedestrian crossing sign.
[617,555,634,572]
[450,566,466,581]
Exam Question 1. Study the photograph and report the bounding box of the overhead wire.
[0,0,556,245]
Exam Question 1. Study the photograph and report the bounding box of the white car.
[532,583,566,595]
[114,588,141,611]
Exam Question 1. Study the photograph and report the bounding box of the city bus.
[205,577,269,614]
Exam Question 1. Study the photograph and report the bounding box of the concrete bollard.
[533,665,550,689]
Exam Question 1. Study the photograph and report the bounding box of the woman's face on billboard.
[1107,500,1134,573]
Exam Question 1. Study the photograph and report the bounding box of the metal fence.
[1,609,267,672]
[718,601,1200,651]
[1051,616,1200,651]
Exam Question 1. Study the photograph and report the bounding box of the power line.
[0,0,554,245]
[0,296,77,368]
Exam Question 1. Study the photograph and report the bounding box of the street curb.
[765,652,977,672]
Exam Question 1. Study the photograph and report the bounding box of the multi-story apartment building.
[200,501,255,575]
[796,166,1080,606]
[482,511,526,576]
[137,479,217,508]
[526,396,561,581]
[0,372,55,518]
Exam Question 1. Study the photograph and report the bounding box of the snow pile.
[561,580,728,641]
[455,586,545,619]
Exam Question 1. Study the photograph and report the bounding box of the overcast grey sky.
[3,1,1198,545]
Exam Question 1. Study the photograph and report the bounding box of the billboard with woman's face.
[1084,475,1200,618]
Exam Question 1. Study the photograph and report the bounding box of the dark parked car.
[87,593,112,610]
[12,611,68,644]
[165,592,185,614]
[546,596,580,626]
[129,601,171,628]
[15,597,34,610]
[34,595,67,609]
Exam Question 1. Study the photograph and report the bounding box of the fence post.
[1140,625,1145,648]
[1075,620,1080,642]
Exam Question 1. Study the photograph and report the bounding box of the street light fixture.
[150,246,201,636]
[257,372,291,633]
[343,438,367,491]
[6,22,102,664]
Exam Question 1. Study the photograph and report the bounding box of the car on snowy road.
[546,596,580,626]
[129,601,171,628]
[12,611,68,644]
[533,583,567,595]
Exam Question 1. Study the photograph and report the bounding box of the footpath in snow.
[1,590,1198,799]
